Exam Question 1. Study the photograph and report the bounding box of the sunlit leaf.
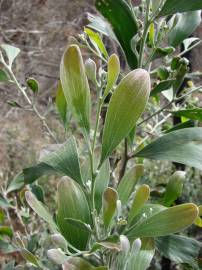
[117,165,144,204]
[101,69,150,164]
[102,187,118,228]
[60,45,91,133]
[127,203,198,239]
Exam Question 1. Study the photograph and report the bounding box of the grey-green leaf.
[23,136,83,185]
[168,11,201,47]
[94,159,110,213]
[60,45,91,133]
[127,203,198,239]
[56,81,69,127]
[156,235,201,267]
[101,69,150,164]
[57,177,91,250]
[135,128,202,170]
[117,165,144,205]
[25,191,57,232]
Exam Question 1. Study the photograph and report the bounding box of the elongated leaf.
[128,185,150,223]
[95,0,139,69]
[127,203,198,239]
[183,37,200,51]
[57,177,91,250]
[56,81,68,127]
[127,238,155,270]
[84,28,108,59]
[159,0,202,16]
[65,218,92,233]
[1,44,20,67]
[23,136,83,185]
[102,188,118,228]
[170,108,202,121]
[94,159,110,213]
[168,11,201,47]
[117,165,144,204]
[151,79,175,96]
[163,171,185,207]
[135,128,202,170]
[156,235,201,266]
[26,78,39,93]
[104,54,120,98]
[0,226,13,238]
[60,45,91,133]
[101,69,150,164]
[25,191,57,232]
[21,249,42,268]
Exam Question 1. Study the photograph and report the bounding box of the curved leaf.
[23,136,83,185]
[56,81,68,127]
[57,177,91,250]
[95,0,139,69]
[168,11,201,47]
[102,187,118,228]
[101,69,150,164]
[117,165,144,204]
[135,128,202,170]
[127,203,198,239]
[159,0,202,16]
[60,45,91,133]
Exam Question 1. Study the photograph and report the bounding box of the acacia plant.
[0,0,202,269]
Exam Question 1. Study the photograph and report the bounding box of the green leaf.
[101,69,150,164]
[65,218,92,233]
[163,171,185,207]
[1,44,20,67]
[159,0,202,16]
[7,173,24,193]
[151,47,175,60]
[102,187,118,228]
[57,177,91,250]
[2,261,15,270]
[127,238,155,270]
[56,81,68,127]
[25,191,57,232]
[0,69,8,81]
[168,11,201,47]
[117,165,144,204]
[127,203,198,239]
[23,136,83,185]
[135,128,202,170]
[0,195,13,209]
[84,27,108,59]
[94,159,110,213]
[21,249,42,268]
[26,78,39,93]
[30,184,44,203]
[0,226,13,239]
[60,45,91,133]
[95,0,139,69]
[150,79,175,96]
[194,205,202,227]
[85,58,97,84]
[128,185,150,224]
[170,108,202,121]
[104,54,120,98]
[87,13,116,40]
[165,120,195,133]
[156,235,201,266]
